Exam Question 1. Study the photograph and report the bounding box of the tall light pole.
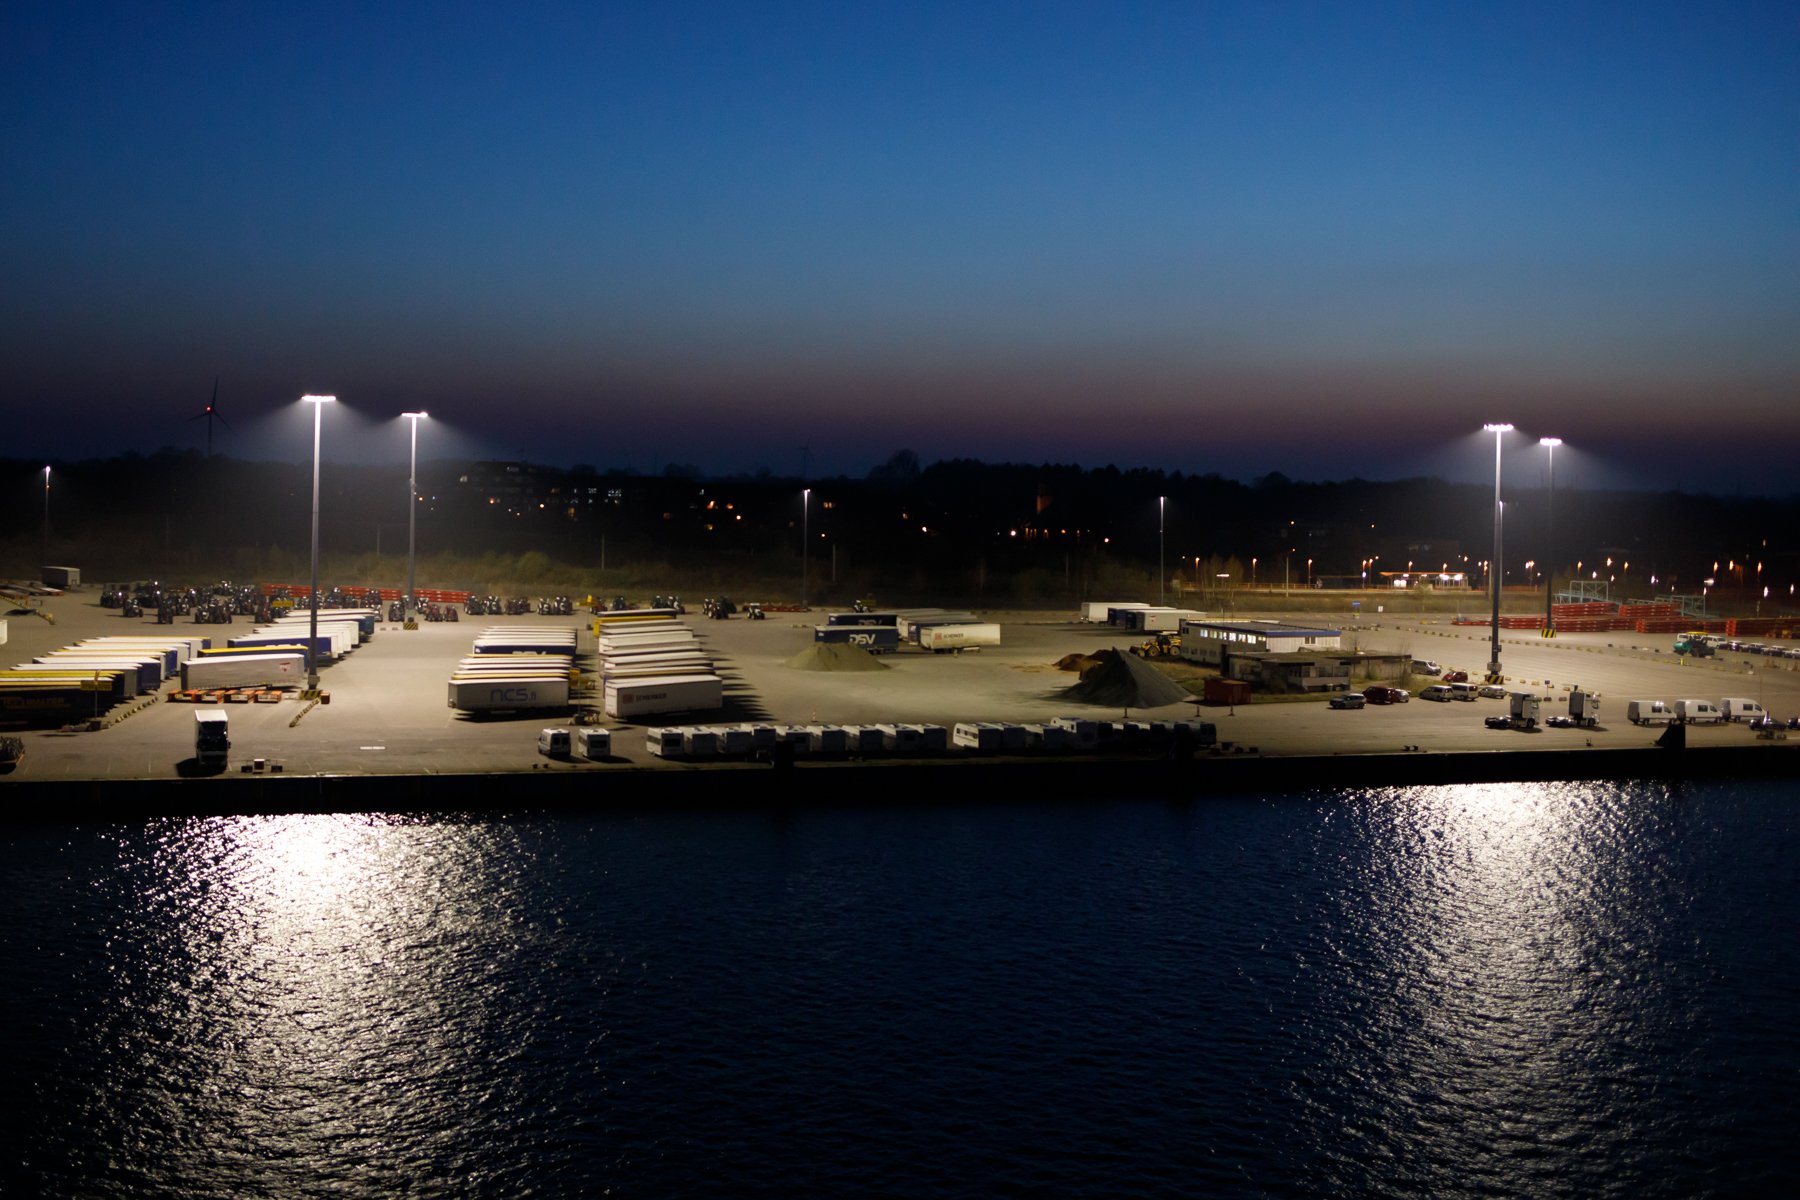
[1158,495,1166,606]
[303,395,336,692]
[42,465,51,567]
[802,487,811,609]
[1483,423,1513,679]
[1540,437,1560,636]
[402,411,428,613]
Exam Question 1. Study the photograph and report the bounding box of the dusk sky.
[5,1,1796,494]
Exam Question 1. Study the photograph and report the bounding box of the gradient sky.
[5,1,1796,493]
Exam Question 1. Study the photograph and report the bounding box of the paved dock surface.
[3,597,1796,783]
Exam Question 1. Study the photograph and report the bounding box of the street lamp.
[41,465,50,567]
[802,487,811,609]
[302,395,336,692]
[402,411,429,614]
[1483,423,1513,679]
[1540,437,1560,636]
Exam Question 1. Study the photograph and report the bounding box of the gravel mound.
[1059,649,1193,707]
[784,642,889,672]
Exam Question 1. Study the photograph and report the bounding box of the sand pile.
[1054,649,1116,675]
[784,642,889,672]
[1059,649,1193,707]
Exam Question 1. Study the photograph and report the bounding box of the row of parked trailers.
[594,609,723,719]
[448,625,580,712]
[811,609,1002,653]
[0,612,384,725]
[640,716,1219,758]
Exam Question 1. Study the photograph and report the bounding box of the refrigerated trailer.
[181,652,306,691]
[448,675,572,712]
[813,625,899,653]
[604,674,723,720]
[33,655,161,693]
[920,623,1001,653]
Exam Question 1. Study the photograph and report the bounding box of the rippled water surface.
[3,781,1795,1197]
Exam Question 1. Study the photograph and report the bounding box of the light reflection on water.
[2,781,1793,1197]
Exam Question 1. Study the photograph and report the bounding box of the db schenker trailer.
[181,652,306,691]
[919,622,1001,653]
[604,674,723,720]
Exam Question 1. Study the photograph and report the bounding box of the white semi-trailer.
[181,652,306,691]
[604,674,723,720]
[920,623,1002,653]
[448,675,571,712]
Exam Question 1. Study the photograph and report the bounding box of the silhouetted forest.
[5,449,1796,611]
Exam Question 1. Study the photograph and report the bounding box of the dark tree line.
[5,449,1797,607]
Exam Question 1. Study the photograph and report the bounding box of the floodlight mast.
[1540,438,1561,635]
[402,412,429,613]
[302,395,336,692]
[1484,423,1514,679]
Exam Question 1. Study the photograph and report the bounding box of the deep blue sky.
[5,1,1796,493]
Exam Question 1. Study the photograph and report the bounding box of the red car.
[1441,670,1470,684]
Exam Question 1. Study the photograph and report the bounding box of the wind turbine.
[188,377,234,456]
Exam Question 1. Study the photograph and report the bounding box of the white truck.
[194,708,229,768]
[1508,692,1541,729]
[1627,699,1674,725]
[1569,690,1602,728]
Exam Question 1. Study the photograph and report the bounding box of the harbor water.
[2,779,1795,1197]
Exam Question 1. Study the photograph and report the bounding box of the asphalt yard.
[3,596,1796,781]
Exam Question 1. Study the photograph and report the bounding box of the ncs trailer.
[448,675,572,712]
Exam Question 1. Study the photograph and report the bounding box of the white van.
[1449,683,1477,701]
[1627,700,1674,725]
[1673,699,1724,724]
[1420,685,1454,702]
[1720,698,1766,723]
[575,727,611,759]
[537,727,572,757]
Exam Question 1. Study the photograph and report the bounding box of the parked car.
[1442,670,1469,684]
[1421,685,1454,702]
[1411,660,1442,676]
[1478,684,1507,699]
[1329,693,1366,709]
[1361,685,1402,705]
